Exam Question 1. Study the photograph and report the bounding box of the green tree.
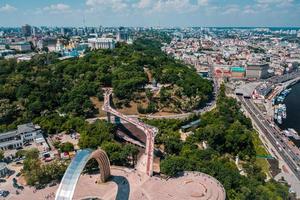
[62,117,86,133]
[22,149,41,185]
[60,142,74,152]
[0,151,4,160]
[123,144,139,167]
[79,120,114,149]
[160,156,188,177]
[15,150,27,158]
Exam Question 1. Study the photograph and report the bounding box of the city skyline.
[0,0,300,27]
[1,1,300,199]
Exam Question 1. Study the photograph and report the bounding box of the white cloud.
[256,0,294,7]
[256,0,293,4]
[0,4,17,12]
[134,0,152,9]
[222,5,239,15]
[198,0,209,6]
[243,5,257,14]
[85,0,210,14]
[86,0,128,11]
[44,4,71,13]
[150,0,208,13]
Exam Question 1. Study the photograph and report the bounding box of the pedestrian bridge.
[55,149,111,200]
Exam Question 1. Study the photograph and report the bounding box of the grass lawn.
[253,132,272,177]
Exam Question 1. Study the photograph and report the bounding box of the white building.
[37,39,45,50]
[0,123,43,150]
[9,42,31,52]
[88,38,116,50]
[56,40,64,52]
[0,44,6,50]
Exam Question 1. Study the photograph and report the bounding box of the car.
[16,172,21,177]
[35,184,46,190]
[13,183,19,189]
[17,185,24,190]
[0,190,9,197]
[2,191,9,197]
[16,161,22,165]
[0,179,6,183]
[7,170,15,176]
[48,182,57,187]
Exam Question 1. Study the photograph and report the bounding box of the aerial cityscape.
[0,0,300,200]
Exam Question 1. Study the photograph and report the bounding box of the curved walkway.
[102,88,158,176]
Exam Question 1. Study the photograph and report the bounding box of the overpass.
[102,88,158,176]
[55,149,111,200]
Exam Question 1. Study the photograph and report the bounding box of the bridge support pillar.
[107,112,111,123]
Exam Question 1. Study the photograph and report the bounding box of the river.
[280,82,300,133]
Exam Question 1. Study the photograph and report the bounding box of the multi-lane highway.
[238,95,300,181]
[102,88,158,176]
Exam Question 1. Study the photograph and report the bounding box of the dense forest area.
[0,37,212,132]
[147,85,290,200]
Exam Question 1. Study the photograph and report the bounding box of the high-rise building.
[32,27,36,36]
[22,24,32,37]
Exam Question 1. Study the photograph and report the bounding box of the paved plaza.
[4,167,225,200]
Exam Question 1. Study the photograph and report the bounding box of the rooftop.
[17,123,38,134]
[231,66,245,72]
[0,130,18,140]
[0,123,40,140]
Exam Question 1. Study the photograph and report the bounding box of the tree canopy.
[0,37,212,132]
[152,84,289,200]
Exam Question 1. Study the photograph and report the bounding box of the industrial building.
[246,63,270,79]
[230,66,246,79]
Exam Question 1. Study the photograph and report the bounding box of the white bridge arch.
[55,149,110,200]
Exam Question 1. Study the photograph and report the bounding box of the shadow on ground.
[116,122,145,144]
[111,175,130,200]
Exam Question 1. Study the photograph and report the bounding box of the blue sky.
[0,0,299,27]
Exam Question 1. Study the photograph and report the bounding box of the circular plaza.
[8,167,225,200]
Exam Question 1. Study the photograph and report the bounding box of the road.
[237,95,300,182]
[102,88,158,176]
